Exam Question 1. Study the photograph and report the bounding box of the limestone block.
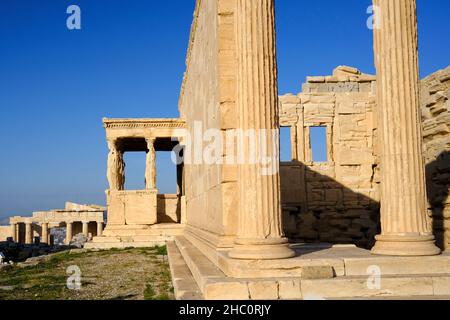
[330,82,360,93]
[333,65,361,77]
[307,76,326,83]
[108,190,157,226]
[204,280,249,300]
[309,94,336,104]
[359,82,372,92]
[325,189,343,202]
[433,277,450,295]
[336,147,374,166]
[301,266,334,280]
[301,277,434,299]
[279,94,301,104]
[278,279,302,300]
[248,281,279,300]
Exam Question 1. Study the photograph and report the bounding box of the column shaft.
[11,223,17,243]
[66,222,73,245]
[229,0,294,260]
[145,138,156,189]
[41,223,48,244]
[372,0,440,255]
[15,224,20,243]
[25,223,33,245]
[82,222,89,237]
[97,222,103,236]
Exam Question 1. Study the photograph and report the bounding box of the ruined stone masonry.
[279,65,450,251]
[279,66,380,249]
[421,67,450,251]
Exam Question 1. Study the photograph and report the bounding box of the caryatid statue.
[145,138,156,189]
[107,139,125,191]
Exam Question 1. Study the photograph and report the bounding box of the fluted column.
[41,223,49,244]
[145,138,157,189]
[229,0,295,260]
[66,222,73,245]
[25,221,33,245]
[371,0,440,256]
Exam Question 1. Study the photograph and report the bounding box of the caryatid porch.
[86,118,186,248]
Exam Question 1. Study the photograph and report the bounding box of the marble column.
[66,222,73,245]
[107,139,125,191]
[11,223,17,243]
[145,138,156,189]
[25,221,33,245]
[229,0,295,260]
[371,0,440,256]
[41,223,49,244]
[97,222,103,236]
[82,221,89,237]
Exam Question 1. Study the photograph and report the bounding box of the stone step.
[174,236,226,292]
[105,223,184,230]
[301,274,450,299]
[343,255,450,276]
[167,241,203,300]
[84,241,167,249]
[91,237,122,243]
[173,235,450,300]
[103,228,184,237]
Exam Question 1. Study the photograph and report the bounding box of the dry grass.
[0,246,174,300]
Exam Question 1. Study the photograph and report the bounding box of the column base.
[372,234,441,256]
[229,238,296,260]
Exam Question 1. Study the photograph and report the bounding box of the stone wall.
[421,66,450,250]
[179,0,238,242]
[157,195,181,223]
[279,66,450,249]
[279,66,380,248]
[0,226,12,241]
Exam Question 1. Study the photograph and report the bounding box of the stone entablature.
[104,118,186,129]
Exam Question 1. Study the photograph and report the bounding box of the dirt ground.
[0,246,174,300]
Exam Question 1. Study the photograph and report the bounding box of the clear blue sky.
[0,0,448,222]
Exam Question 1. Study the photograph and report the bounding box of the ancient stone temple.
[6,203,105,245]
[86,0,449,299]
